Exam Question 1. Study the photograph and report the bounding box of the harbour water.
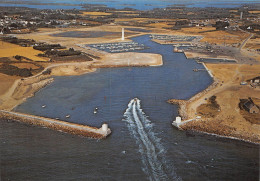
[1,35,259,180]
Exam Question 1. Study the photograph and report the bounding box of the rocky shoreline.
[180,119,260,144]
[184,129,260,146]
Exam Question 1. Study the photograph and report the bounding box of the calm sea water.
[1,35,259,180]
[0,0,259,10]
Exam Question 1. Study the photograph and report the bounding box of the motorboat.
[42,105,46,108]
[94,107,98,114]
[66,115,70,118]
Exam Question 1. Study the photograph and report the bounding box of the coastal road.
[239,33,254,51]
[187,64,242,118]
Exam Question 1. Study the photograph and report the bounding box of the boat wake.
[123,98,181,181]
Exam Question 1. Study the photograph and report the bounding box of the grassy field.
[197,96,220,118]
[0,41,47,61]
[115,18,171,22]
[249,10,260,14]
[244,37,260,50]
[82,11,112,16]
[148,21,175,29]
[115,18,141,22]
[0,73,18,95]
[175,27,248,46]
[123,14,140,16]
[10,63,39,69]
[177,26,216,33]
[115,18,177,29]
[207,64,260,82]
[184,63,260,142]
[114,11,137,13]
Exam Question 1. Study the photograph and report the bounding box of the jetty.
[172,116,203,130]
[172,116,195,129]
[0,110,111,139]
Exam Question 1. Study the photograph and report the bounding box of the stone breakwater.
[167,99,188,119]
[0,110,111,139]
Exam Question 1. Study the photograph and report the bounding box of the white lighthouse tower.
[102,123,108,132]
[121,28,125,41]
[101,123,111,136]
[240,12,243,20]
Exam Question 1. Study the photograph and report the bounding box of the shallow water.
[2,35,259,181]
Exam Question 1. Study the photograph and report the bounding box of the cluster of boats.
[89,42,147,53]
[150,34,198,42]
[41,105,99,120]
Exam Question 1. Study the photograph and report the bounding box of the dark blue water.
[1,35,259,180]
[1,0,259,10]
[14,35,212,127]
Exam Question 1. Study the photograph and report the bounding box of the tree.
[214,21,229,30]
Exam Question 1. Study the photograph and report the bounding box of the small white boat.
[42,105,46,108]
[94,107,98,114]
[66,115,70,118]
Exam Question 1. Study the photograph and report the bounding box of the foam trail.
[123,98,181,181]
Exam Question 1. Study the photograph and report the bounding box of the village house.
[249,76,260,89]
[250,77,260,83]
[243,99,259,114]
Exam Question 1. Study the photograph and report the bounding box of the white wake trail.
[132,100,163,180]
[123,98,181,181]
